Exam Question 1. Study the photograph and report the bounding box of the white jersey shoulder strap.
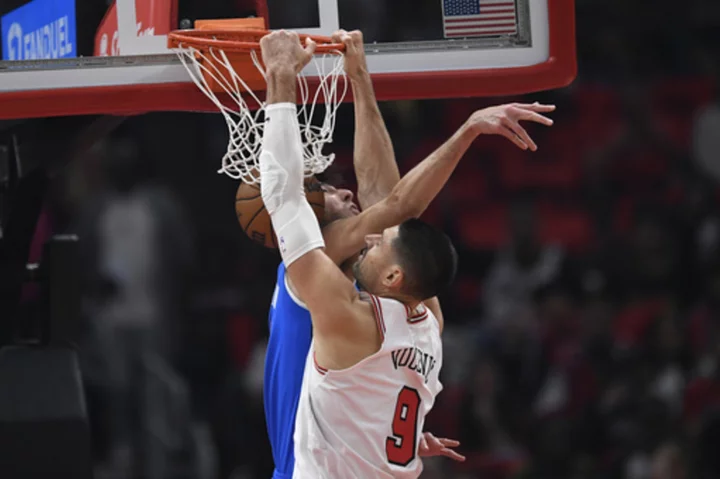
[358,293,437,347]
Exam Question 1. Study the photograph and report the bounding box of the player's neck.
[345,269,418,308]
[341,265,360,290]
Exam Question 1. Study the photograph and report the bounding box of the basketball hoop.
[168,20,348,184]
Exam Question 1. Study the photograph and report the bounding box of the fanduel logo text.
[6,17,74,61]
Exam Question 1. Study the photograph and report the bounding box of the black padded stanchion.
[0,345,93,478]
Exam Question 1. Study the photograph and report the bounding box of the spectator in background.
[456,354,527,477]
[459,355,514,453]
[602,209,684,303]
[532,282,591,420]
[77,135,200,479]
[483,198,566,330]
[474,200,571,475]
[645,314,689,415]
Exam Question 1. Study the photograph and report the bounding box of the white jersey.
[293,294,443,479]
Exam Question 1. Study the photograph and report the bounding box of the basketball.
[236,177,326,249]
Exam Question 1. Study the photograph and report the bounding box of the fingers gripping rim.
[167,29,346,54]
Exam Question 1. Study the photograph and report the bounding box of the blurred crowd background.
[14,0,720,478]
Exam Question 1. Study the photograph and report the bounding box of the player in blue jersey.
[263,30,556,479]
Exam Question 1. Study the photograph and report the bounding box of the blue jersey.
[264,263,313,479]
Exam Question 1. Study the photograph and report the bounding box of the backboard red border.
[0,0,575,120]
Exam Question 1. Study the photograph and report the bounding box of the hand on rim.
[260,30,317,76]
[331,30,368,79]
[467,102,556,151]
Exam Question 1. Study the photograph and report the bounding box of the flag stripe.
[446,19,517,25]
[446,17,515,27]
[446,24,517,31]
[467,8,516,13]
[445,15,515,21]
[447,26,517,32]
[446,29,517,37]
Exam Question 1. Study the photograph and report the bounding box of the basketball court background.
[0,1,719,478]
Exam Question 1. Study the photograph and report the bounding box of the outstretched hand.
[418,432,466,462]
[468,102,556,151]
[260,30,317,75]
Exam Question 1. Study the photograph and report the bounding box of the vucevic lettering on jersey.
[293,294,444,479]
[390,347,437,384]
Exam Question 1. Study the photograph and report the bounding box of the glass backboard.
[0,0,576,119]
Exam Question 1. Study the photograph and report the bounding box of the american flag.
[442,0,518,39]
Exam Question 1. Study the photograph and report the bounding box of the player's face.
[322,184,360,223]
[353,226,402,294]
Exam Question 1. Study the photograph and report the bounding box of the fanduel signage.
[2,0,77,61]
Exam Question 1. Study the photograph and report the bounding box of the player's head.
[352,218,458,302]
[321,183,360,223]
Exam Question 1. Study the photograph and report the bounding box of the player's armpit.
[286,248,368,338]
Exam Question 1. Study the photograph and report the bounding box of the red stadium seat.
[613,299,669,348]
[612,196,636,234]
[651,77,715,113]
[572,84,625,151]
[456,204,509,250]
[446,164,489,204]
[538,205,594,251]
[452,275,483,307]
[651,77,715,148]
[683,377,720,422]
[400,139,441,170]
[497,152,582,192]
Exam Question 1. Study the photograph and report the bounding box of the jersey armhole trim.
[363,293,386,340]
[313,352,328,375]
[284,275,309,310]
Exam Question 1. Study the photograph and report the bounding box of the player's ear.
[383,265,403,290]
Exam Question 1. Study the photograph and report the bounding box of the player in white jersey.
[257,31,459,478]
[295,292,444,478]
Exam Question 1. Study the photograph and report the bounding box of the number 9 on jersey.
[386,386,421,466]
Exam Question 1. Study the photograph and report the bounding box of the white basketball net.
[173,44,347,184]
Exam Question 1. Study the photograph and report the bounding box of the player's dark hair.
[392,218,458,301]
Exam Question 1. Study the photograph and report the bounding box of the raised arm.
[259,31,368,338]
[334,30,399,209]
[323,102,556,265]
